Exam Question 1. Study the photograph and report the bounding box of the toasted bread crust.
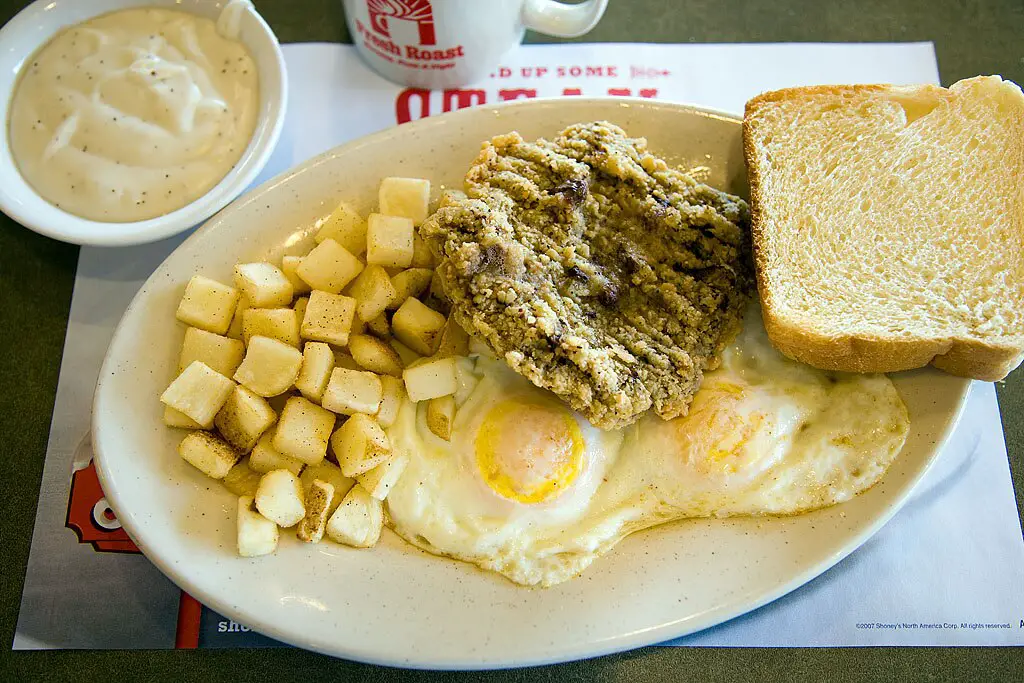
[760,307,1021,381]
[744,80,1024,381]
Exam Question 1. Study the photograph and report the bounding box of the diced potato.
[272,396,336,465]
[392,297,446,356]
[429,269,449,303]
[366,313,390,338]
[233,263,294,309]
[214,385,277,452]
[376,375,405,428]
[297,479,335,543]
[249,432,306,475]
[331,414,390,477]
[326,484,383,548]
[237,496,279,557]
[333,352,362,371]
[281,255,311,295]
[423,290,451,315]
[453,356,480,406]
[297,239,364,294]
[242,307,301,348]
[255,469,306,528]
[178,327,246,377]
[378,177,431,225]
[161,361,235,428]
[178,430,241,479]
[348,334,403,377]
[295,342,335,403]
[387,268,433,309]
[293,295,309,321]
[300,290,356,346]
[347,265,396,322]
[435,317,469,358]
[403,356,457,402]
[163,406,204,430]
[411,234,435,268]
[389,339,422,366]
[176,275,240,335]
[366,214,414,268]
[357,453,409,501]
[383,266,404,278]
[315,200,367,255]
[299,461,354,517]
[322,367,383,416]
[222,457,263,497]
[226,296,249,340]
[233,336,303,397]
[426,395,455,441]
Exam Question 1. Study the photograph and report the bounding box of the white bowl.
[0,0,286,246]
[92,97,970,668]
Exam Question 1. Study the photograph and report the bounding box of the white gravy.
[8,7,259,222]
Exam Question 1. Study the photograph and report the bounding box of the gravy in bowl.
[8,6,259,222]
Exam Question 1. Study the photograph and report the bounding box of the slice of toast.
[743,76,1024,381]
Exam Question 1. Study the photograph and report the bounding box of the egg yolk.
[474,401,584,504]
[672,382,764,476]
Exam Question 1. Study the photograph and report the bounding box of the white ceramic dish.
[93,98,970,669]
[0,0,286,246]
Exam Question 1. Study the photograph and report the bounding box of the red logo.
[65,433,139,553]
[367,0,436,46]
[356,0,464,66]
[66,461,140,553]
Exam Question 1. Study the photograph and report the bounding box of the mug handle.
[522,0,609,38]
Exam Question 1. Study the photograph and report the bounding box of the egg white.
[385,355,625,586]
[384,306,910,587]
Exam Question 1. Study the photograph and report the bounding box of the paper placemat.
[13,42,1024,650]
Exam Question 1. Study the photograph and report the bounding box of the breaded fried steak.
[420,122,753,429]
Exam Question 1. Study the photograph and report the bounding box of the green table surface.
[2,0,1022,680]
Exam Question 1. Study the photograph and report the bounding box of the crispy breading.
[420,122,752,429]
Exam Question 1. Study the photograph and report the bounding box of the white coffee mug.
[343,0,609,88]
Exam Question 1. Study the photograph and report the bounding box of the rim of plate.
[92,96,972,669]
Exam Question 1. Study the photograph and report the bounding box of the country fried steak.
[420,122,753,429]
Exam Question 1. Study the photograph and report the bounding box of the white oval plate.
[93,98,970,669]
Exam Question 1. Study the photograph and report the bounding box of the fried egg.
[384,307,910,587]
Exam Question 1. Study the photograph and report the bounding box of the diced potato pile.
[163,177,470,559]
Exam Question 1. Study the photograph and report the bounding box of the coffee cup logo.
[367,0,436,46]
[355,0,465,69]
